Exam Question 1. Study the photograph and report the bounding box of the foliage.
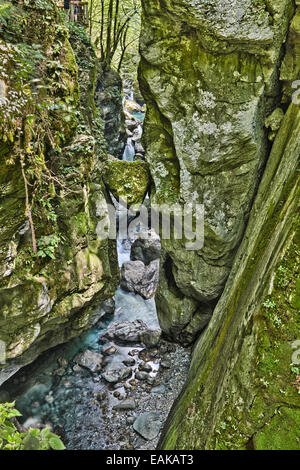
[36,234,63,260]
[88,0,141,73]
[0,402,65,450]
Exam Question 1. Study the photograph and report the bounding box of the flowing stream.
[0,92,191,451]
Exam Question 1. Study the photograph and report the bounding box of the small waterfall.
[122,137,135,161]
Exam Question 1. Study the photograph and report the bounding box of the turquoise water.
[131,110,145,122]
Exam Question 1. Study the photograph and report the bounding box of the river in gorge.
[0,221,191,450]
[0,92,191,450]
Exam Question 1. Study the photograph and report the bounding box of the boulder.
[74,350,104,374]
[103,320,148,343]
[130,231,161,265]
[120,260,159,299]
[133,412,163,440]
[140,329,162,348]
[101,367,132,384]
[103,157,150,208]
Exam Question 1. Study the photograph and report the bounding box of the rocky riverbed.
[0,221,191,450]
[1,310,191,450]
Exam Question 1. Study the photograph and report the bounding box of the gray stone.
[133,412,163,440]
[104,320,148,343]
[138,361,152,373]
[74,350,104,374]
[135,371,149,381]
[120,260,159,299]
[140,329,162,348]
[113,399,136,411]
[102,367,132,384]
[130,232,161,265]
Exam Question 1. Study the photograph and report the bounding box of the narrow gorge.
[0,0,299,452]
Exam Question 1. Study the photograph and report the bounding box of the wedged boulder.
[120,260,159,299]
[130,230,161,265]
[103,157,150,208]
[74,350,104,373]
[124,99,143,114]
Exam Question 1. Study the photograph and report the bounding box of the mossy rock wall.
[139,0,295,342]
[0,1,119,385]
[158,86,300,450]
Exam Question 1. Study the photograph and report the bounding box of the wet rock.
[120,260,159,299]
[160,360,171,369]
[102,367,132,384]
[133,412,163,440]
[140,329,162,348]
[113,399,136,411]
[123,358,136,367]
[128,349,141,357]
[103,320,148,343]
[138,362,152,373]
[135,371,149,381]
[139,349,159,362]
[74,350,104,374]
[130,231,161,265]
[102,343,117,356]
[151,385,166,394]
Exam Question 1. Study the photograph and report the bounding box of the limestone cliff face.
[138,0,300,450]
[0,1,119,385]
[139,0,295,344]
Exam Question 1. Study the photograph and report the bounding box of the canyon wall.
[139,0,300,449]
[139,0,296,344]
[0,0,119,385]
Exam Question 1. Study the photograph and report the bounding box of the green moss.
[253,407,300,450]
[103,158,151,207]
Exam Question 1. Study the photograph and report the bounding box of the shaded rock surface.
[95,66,126,158]
[130,230,161,265]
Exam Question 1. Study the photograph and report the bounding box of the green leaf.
[49,436,66,450]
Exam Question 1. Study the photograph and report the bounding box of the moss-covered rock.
[158,98,300,449]
[103,157,150,208]
[139,0,295,342]
[0,1,119,386]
